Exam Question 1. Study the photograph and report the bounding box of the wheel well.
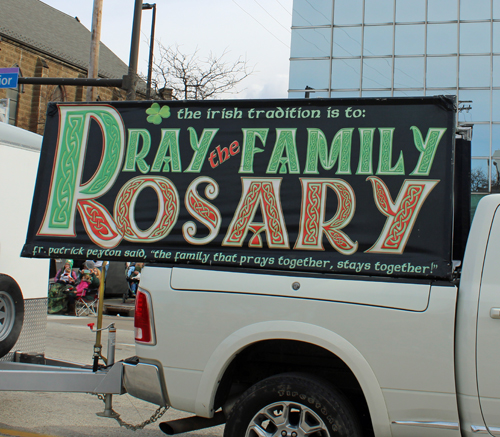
[214,339,374,436]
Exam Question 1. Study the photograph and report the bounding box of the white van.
[0,122,49,360]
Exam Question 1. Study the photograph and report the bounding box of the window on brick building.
[38,85,66,128]
[48,85,65,103]
[7,88,18,125]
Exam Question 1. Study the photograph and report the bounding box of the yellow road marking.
[0,428,58,437]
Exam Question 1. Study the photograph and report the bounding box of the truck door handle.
[490,308,500,319]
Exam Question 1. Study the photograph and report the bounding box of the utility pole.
[86,0,103,102]
[142,3,156,99]
[126,0,143,100]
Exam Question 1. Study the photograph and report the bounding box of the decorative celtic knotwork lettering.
[114,177,179,242]
[227,181,284,245]
[381,185,423,249]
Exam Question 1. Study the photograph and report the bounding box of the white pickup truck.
[20,96,492,436]
[127,191,500,437]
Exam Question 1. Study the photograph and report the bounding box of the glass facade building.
[288,0,500,196]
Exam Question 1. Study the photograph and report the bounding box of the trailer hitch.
[91,261,109,373]
[87,320,118,418]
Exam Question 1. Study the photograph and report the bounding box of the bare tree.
[470,167,488,192]
[150,43,252,100]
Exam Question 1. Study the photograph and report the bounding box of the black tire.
[0,275,24,358]
[224,373,362,437]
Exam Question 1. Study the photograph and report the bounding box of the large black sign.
[22,96,457,279]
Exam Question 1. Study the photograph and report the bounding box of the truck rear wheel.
[224,372,362,437]
[0,275,24,358]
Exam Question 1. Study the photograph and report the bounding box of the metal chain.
[90,393,106,401]
[90,393,169,431]
[112,405,169,431]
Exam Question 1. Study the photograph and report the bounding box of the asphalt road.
[0,314,224,437]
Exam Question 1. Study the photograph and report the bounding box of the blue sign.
[0,68,19,89]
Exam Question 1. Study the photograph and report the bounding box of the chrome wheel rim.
[0,291,15,342]
[246,401,330,437]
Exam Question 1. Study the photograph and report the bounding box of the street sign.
[0,68,19,89]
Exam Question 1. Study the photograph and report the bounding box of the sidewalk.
[103,297,135,317]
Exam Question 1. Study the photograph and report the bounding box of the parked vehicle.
[16,96,499,437]
[0,122,49,360]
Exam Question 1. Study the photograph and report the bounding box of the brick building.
[0,0,137,134]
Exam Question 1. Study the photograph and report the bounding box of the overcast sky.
[40,0,293,99]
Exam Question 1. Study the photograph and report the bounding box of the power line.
[291,9,362,79]
[290,2,410,93]
[335,27,421,89]
[253,0,291,33]
[274,0,292,16]
[232,0,290,48]
[304,0,330,23]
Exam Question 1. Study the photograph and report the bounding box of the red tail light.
[134,289,155,345]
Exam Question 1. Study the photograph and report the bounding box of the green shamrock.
[146,103,171,124]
